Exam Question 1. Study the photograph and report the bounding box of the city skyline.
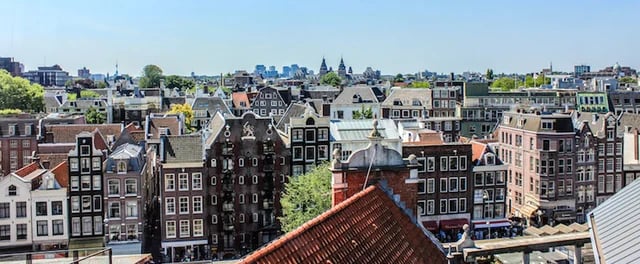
[2,0,639,76]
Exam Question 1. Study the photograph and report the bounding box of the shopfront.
[162,240,208,262]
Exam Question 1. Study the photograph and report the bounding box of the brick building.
[0,114,38,175]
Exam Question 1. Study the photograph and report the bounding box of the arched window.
[8,185,16,196]
[305,118,315,126]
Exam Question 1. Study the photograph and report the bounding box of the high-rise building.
[23,65,71,87]
[78,67,91,79]
[0,57,24,76]
[574,65,591,77]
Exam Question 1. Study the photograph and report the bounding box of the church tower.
[319,57,328,76]
[338,57,347,78]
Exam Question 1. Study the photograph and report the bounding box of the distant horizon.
[2,0,638,76]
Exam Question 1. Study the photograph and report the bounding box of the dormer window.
[503,116,510,125]
[412,99,422,106]
[8,125,15,136]
[393,100,403,106]
[541,120,554,130]
[517,119,525,128]
[485,154,495,165]
[117,161,127,173]
[24,124,32,136]
[8,185,16,196]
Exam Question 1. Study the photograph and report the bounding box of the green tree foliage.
[486,69,494,80]
[96,81,107,89]
[620,76,635,84]
[139,64,164,88]
[408,81,430,88]
[165,75,196,91]
[320,72,342,87]
[490,77,523,91]
[67,89,101,101]
[279,163,332,233]
[168,103,194,132]
[85,107,106,124]
[524,75,551,87]
[0,109,23,115]
[394,73,405,83]
[0,70,44,112]
[352,105,374,119]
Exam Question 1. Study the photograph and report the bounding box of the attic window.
[8,125,15,136]
[485,154,495,165]
[117,161,127,173]
[541,121,554,130]
[8,185,16,196]
[517,119,525,128]
[503,117,510,125]
[412,99,422,106]
[24,124,32,136]
[393,100,403,106]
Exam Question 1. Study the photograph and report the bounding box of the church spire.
[319,57,328,76]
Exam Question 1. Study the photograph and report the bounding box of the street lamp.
[482,190,490,239]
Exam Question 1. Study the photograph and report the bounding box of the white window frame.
[179,220,190,238]
[427,178,435,193]
[193,219,203,237]
[165,174,175,191]
[165,197,175,215]
[427,200,435,215]
[210,176,217,186]
[166,221,176,238]
[252,193,258,204]
[178,173,189,191]
[192,173,202,190]
[192,196,203,214]
[179,196,189,215]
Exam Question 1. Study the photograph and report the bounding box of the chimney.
[203,85,209,94]
[450,72,455,81]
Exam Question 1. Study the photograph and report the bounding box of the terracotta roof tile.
[232,92,251,109]
[240,186,447,264]
[471,141,487,164]
[50,161,69,188]
[44,124,122,144]
[14,162,40,178]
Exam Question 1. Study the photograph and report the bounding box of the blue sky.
[2,0,638,76]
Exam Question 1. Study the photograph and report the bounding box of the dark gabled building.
[190,96,232,130]
[203,111,290,259]
[67,132,105,249]
[158,134,206,262]
[277,104,330,177]
[250,87,289,117]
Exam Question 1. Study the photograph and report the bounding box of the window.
[94,216,103,235]
[72,217,80,236]
[440,157,448,171]
[166,221,176,238]
[0,225,9,240]
[606,175,614,192]
[293,147,303,161]
[252,175,259,184]
[165,174,175,191]
[81,175,91,190]
[126,201,138,218]
[424,178,435,193]
[239,194,245,204]
[193,196,203,213]
[120,179,135,197]
[210,195,217,205]
[37,220,48,236]
[543,140,550,150]
[485,172,495,185]
[426,157,435,172]
[449,156,458,171]
[459,198,467,212]
[93,196,101,212]
[71,197,80,213]
[166,197,176,215]
[71,176,79,191]
[541,121,553,130]
[292,129,303,141]
[178,173,189,191]
[417,200,426,216]
[191,173,202,190]
[81,158,91,173]
[318,145,329,160]
[306,146,316,161]
[449,199,458,213]
[252,193,259,204]
[449,178,458,192]
[318,129,328,141]
[210,176,217,185]
[440,178,447,193]
[53,220,64,236]
[93,157,102,171]
[239,214,245,223]
[93,175,101,191]
[179,197,189,214]
[474,173,483,186]
[460,177,467,191]
[459,156,467,170]
[426,200,435,215]
[81,145,90,156]
[440,199,447,214]
[16,202,26,218]
[109,202,120,218]
[36,201,48,216]
[193,219,203,237]
[305,129,315,142]
[108,179,120,196]
[252,158,258,166]
[180,220,190,238]
[82,196,92,212]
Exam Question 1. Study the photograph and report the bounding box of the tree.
[67,89,101,101]
[86,107,106,124]
[486,69,494,80]
[139,65,164,88]
[408,81,430,88]
[490,77,523,91]
[524,75,551,87]
[96,81,107,89]
[352,105,374,119]
[165,75,195,91]
[279,163,332,233]
[320,72,342,87]
[620,76,635,84]
[168,103,194,132]
[394,73,405,83]
[0,70,44,112]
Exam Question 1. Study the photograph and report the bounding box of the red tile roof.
[44,124,122,145]
[471,141,487,164]
[240,185,447,264]
[50,161,69,188]
[232,92,251,109]
[14,162,40,178]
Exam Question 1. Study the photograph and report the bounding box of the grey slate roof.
[381,88,431,109]
[275,103,309,131]
[330,119,400,141]
[501,112,574,133]
[106,143,145,173]
[163,135,203,163]
[588,178,640,264]
[191,96,232,116]
[333,86,379,105]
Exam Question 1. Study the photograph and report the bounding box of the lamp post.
[482,190,490,239]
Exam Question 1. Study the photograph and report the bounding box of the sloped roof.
[50,161,69,188]
[333,86,379,105]
[44,124,122,144]
[163,135,203,163]
[471,141,487,164]
[14,162,40,178]
[382,88,432,109]
[191,96,232,116]
[240,185,447,264]
[588,176,640,264]
[501,112,574,133]
[330,119,400,142]
[146,115,182,139]
[232,92,251,109]
[275,103,311,131]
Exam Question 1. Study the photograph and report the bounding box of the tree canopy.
[0,70,44,112]
[408,81,430,88]
[486,69,494,80]
[67,89,101,101]
[139,64,164,88]
[85,107,106,124]
[320,72,342,87]
[279,163,332,233]
[353,105,374,119]
[490,77,523,91]
[524,75,551,87]
[394,73,405,83]
[165,75,196,91]
[620,76,636,84]
[168,103,194,132]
